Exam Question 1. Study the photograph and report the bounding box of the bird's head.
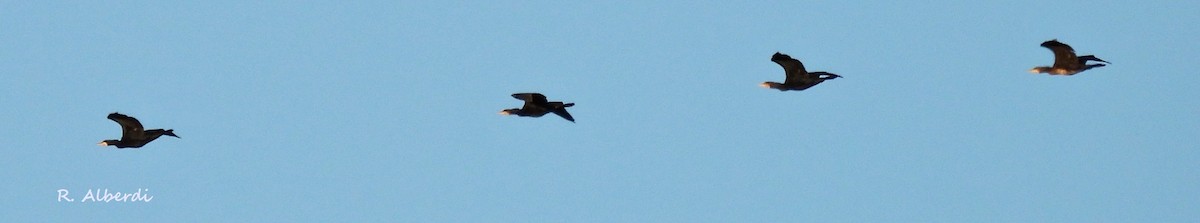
[499,109,519,116]
[1029,66,1051,74]
[97,140,119,147]
[760,82,783,90]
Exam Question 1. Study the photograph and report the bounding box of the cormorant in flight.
[762,52,841,91]
[500,93,575,122]
[98,113,179,148]
[1030,39,1110,75]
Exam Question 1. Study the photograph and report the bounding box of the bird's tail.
[813,72,842,79]
[163,129,180,138]
[1079,55,1110,64]
[550,102,574,108]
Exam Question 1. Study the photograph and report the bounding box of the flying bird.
[762,52,841,91]
[500,93,575,122]
[1030,39,1110,75]
[99,113,179,148]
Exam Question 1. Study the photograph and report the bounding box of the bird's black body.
[99,113,179,148]
[763,52,841,91]
[1030,39,1110,75]
[500,93,575,122]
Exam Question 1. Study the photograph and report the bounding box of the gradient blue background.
[3,1,1198,222]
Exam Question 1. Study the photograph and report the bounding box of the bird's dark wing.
[512,93,550,111]
[107,113,144,140]
[548,102,575,122]
[512,93,549,104]
[771,52,809,85]
[1041,40,1079,68]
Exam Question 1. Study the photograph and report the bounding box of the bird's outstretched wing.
[512,93,549,111]
[771,52,809,85]
[107,113,144,140]
[1041,39,1079,68]
[512,93,548,104]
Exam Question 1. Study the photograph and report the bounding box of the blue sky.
[2,1,1198,222]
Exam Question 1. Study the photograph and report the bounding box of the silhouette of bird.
[1030,39,1110,75]
[98,113,179,148]
[762,52,841,91]
[500,93,575,122]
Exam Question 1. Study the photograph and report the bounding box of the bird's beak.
[97,141,107,146]
[759,83,770,88]
[499,111,511,115]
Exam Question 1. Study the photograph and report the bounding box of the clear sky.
[3,1,1198,222]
